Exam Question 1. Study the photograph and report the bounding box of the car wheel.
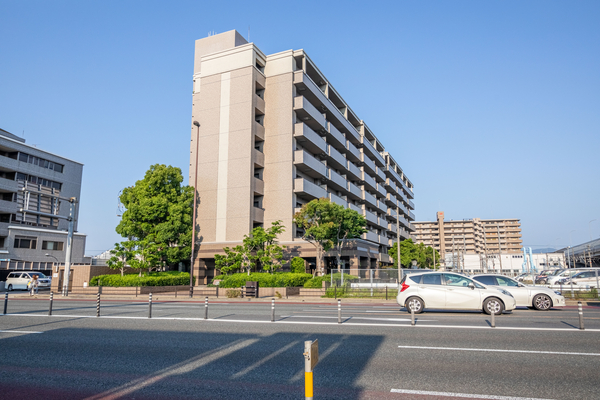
[532,294,552,311]
[7,284,12,291]
[405,297,424,314]
[483,297,504,315]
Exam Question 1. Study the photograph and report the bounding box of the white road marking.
[397,345,600,356]
[0,330,43,334]
[3,314,600,332]
[391,388,554,399]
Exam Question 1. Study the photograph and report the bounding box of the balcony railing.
[361,171,377,192]
[347,181,362,199]
[326,145,347,171]
[360,136,385,167]
[294,178,327,200]
[346,161,361,181]
[253,149,264,168]
[327,168,347,191]
[293,96,327,132]
[328,192,347,208]
[294,150,327,179]
[360,151,376,174]
[294,123,327,155]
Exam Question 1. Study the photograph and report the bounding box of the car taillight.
[400,282,410,292]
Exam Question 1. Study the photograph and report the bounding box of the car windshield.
[496,276,519,287]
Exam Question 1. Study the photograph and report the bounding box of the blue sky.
[1,1,598,254]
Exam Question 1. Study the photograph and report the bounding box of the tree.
[389,239,440,269]
[215,221,286,275]
[293,199,335,276]
[106,241,135,277]
[116,164,194,270]
[329,204,367,272]
[243,221,286,273]
[290,257,306,273]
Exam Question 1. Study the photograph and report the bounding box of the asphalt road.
[1,298,599,399]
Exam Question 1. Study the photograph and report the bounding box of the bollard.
[96,293,101,317]
[337,299,341,324]
[216,286,219,298]
[491,307,495,328]
[48,292,54,316]
[148,293,153,318]
[271,298,275,322]
[411,306,415,326]
[385,286,388,301]
[578,301,585,330]
[334,285,337,299]
[189,286,193,299]
[204,297,208,320]
[3,292,8,315]
[304,340,314,400]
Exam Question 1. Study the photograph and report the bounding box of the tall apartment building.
[190,30,415,283]
[414,212,522,260]
[0,128,86,276]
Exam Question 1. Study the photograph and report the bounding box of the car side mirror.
[468,282,475,290]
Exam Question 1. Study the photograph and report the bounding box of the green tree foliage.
[215,221,286,275]
[388,239,440,269]
[290,257,306,273]
[293,199,366,276]
[115,165,194,270]
[106,241,135,277]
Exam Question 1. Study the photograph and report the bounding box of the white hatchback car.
[397,271,516,315]
[558,269,600,288]
[5,271,52,291]
[472,274,565,310]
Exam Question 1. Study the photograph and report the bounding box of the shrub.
[90,271,193,287]
[213,272,313,288]
[226,289,241,298]
[304,273,359,288]
[290,257,306,273]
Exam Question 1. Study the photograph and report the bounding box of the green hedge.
[212,272,313,288]
[90,271,193,287]
[303,273,359,288]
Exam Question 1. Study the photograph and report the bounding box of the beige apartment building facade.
[414,212,522,261]
[190,31,415,283]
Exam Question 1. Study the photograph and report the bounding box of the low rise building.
[0,128,87,279]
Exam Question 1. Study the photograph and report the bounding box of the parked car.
[396,271,516,315]
[546,269,587,286]
[535,269,563,284]
[5,271,52,291]
[557,269,600,288]
[472,274,565,310]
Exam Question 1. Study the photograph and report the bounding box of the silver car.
[397,271,516,315]
[472,274,565,310]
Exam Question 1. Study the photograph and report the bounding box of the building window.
[42,241,64,251]
[14,236,37,249]
[18,152,64,173]
[16,172,62,190]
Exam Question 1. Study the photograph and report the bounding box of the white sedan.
[472,274,565,310]
[397,272,516,315]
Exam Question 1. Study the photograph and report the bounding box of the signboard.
[310,339,319,370]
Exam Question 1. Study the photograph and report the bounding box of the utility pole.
[452,236,456,270]
[396,206,401,269]
[497,224,503,273]
[463,235,466,273]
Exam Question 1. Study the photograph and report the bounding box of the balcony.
[252,207,264,223]
[361,171,377,192]
[359,151,376,175]
[294,150,327,179]
[252,177,264,196]
[347,181,362,200]
[328,192,347,208]
[375,216,388,230]
[294,178,327,200]
[408,199,415,210]
[375,183,386,198]
[326,145,347,171]
[386,208,397,221]
[327,168,347,192]
[0,199,17,214]
[293,96,327,132]
[384,165,402,186]
[294,123,326,155]
[0,178,17,193]
[327,122,346,151]
[360,136,385,167]
[345,140,360,163]
[362,191,378,209]
[375,166,386,183]
[346,161,361,181]
[254,121,265,142]
[254,93,265,114]
[349,203,362,214]
[362,231,379,243]
[253,149,264,168]
[377,200,388,214]
[365,210,378,225]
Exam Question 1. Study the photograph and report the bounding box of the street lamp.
[589,219,597,241]
[45,253,59,273]
[190,121,201,297]
[568,230,576,268]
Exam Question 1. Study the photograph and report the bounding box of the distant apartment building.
[0,128,86,276]
[414,212,522,260]
[190,30,415,283]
